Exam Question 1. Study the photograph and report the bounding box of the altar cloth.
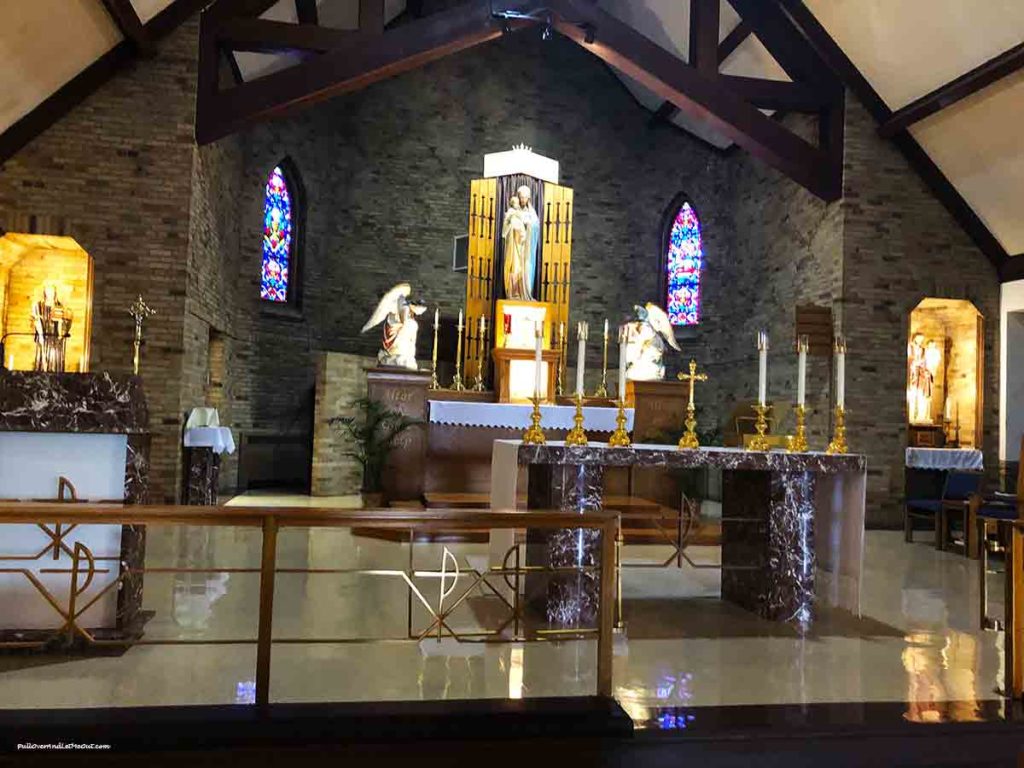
[429,400,633,432]
[905,447,983,470]
[184,426,236,454]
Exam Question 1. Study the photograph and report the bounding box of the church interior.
[2,0,1024,764]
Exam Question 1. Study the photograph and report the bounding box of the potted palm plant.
[329,397,423,507]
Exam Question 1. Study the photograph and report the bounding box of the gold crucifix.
[128,295,155,375]
[676,358,708,450]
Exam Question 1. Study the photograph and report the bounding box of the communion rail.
[0,504,618,704]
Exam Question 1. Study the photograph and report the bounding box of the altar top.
[483,145,559,184]
[496,439,866,474]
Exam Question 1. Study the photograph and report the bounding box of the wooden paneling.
[540,182,573,333]
[464,177,496,382]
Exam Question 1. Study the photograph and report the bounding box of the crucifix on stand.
[128,295,155,375]
[676,358,708,450]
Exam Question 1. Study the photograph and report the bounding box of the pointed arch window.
[662,199,704,326]
[260,163,301,304]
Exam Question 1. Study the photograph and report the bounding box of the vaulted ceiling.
[1,0,1022,277]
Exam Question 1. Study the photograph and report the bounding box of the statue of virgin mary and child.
[501,185,540,302]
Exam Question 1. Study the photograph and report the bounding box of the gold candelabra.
[749,403,771,451]
[787,404,808,453]
[473,317,487,392]
[676,359,707,450]
[826,405,848,454]
[594,321,609,398]
[522,397,546,445]
[128,294,155,376]
[608,398,631,447]
[564,393,588,446]
[451,312,465,391]
[429,308,440,389]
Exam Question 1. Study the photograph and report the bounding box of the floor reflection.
[0,502,1008,719]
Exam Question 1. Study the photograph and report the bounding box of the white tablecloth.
[428,400,633,432]
[185,407,220,428]
[184,426,236,455]
[905,447,983,470]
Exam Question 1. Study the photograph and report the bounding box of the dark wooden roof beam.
[360,0,385,35]
[217,17,361,55]
[722,76,832,112]
[717,19,751,64]
[879,42,1024,137]
[100,0,155,56]
[549,0,839,201]
[295,0,318,25]
[689,0,719,72]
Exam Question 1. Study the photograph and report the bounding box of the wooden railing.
[0,504,618,705]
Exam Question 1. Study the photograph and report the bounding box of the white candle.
[575,321,587,396]
[757,330,769,406]
[6,354,12,370]
[534,321,543,401]
[434,307,439,327]
[835,336,846,409]
[618,325,628,402]
[796,335,808,407]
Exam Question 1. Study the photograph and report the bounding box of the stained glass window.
[260,166,293,302]
[665,202,703,326]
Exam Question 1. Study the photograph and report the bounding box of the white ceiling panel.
[910,69,1024,255]
[804,0,1024,110]
[0,0,122,134]
[130,0,176,24]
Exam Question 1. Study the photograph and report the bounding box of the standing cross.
[677,358,708,407]
[128,295,155,375]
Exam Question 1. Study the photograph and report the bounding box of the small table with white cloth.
[183,408,235,505]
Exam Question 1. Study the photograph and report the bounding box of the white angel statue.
[624,303,681,381]
[361,283,427,370]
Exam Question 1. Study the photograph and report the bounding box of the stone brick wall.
[0,20,201,503]
[840,98,1000,525]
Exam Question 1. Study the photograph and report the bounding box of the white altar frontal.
[429,400,634,432]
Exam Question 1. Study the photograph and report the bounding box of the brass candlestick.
[473,318,487,392]
[749,403,771,451]
[128,295,155,375]
[608,398,631,447]
[564,393,588,446]
[451,313,465,391]
[787,404,809,453]
[594,321,609,398]
[676,359,708,450]
[522,397,546,445]
[429,308,440,389]
[556,322,565,397]
[826,405,848,454]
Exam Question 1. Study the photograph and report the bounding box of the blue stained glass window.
[261,166,293,302]
[665,202,703,326]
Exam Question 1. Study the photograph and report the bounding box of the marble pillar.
[526,462,605,628]
[184,448,220,506]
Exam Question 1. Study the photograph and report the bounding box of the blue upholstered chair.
[905,470,982,550]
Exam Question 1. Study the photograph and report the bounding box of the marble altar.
[490,441,866,629]
[0,370,150,641]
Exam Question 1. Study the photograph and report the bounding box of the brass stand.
[451,317,465,392]
[564,393,589,446]
[787,404,808,453]
[749,403,771,451]
[429,311,440,390]
[472,324,487,392]
[826,405,848,454]
[678,403,700,450]
[594,331,609,398]
[608,399,631,447]
[522,397,546,445]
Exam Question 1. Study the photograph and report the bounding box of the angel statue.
[624,303,682,381]
[361,283,427,370]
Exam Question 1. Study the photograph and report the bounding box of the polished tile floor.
[0,492,1007,722]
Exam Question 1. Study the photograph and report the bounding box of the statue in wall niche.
[624,303,681,381]
[907,332,941,424]
[31,284,73,373]
[361,283,427,370]
[502,186,540,301]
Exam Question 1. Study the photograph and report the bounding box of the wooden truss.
[196,0,846,201]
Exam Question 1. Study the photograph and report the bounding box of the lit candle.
[796,335,808,407]
[618,325,629,402]
[575,321,587,397]
[757,330,769,406]
[478,314,485,338]
[534,321,544,401]
[835,335,847,409]
[456,308,464,369]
